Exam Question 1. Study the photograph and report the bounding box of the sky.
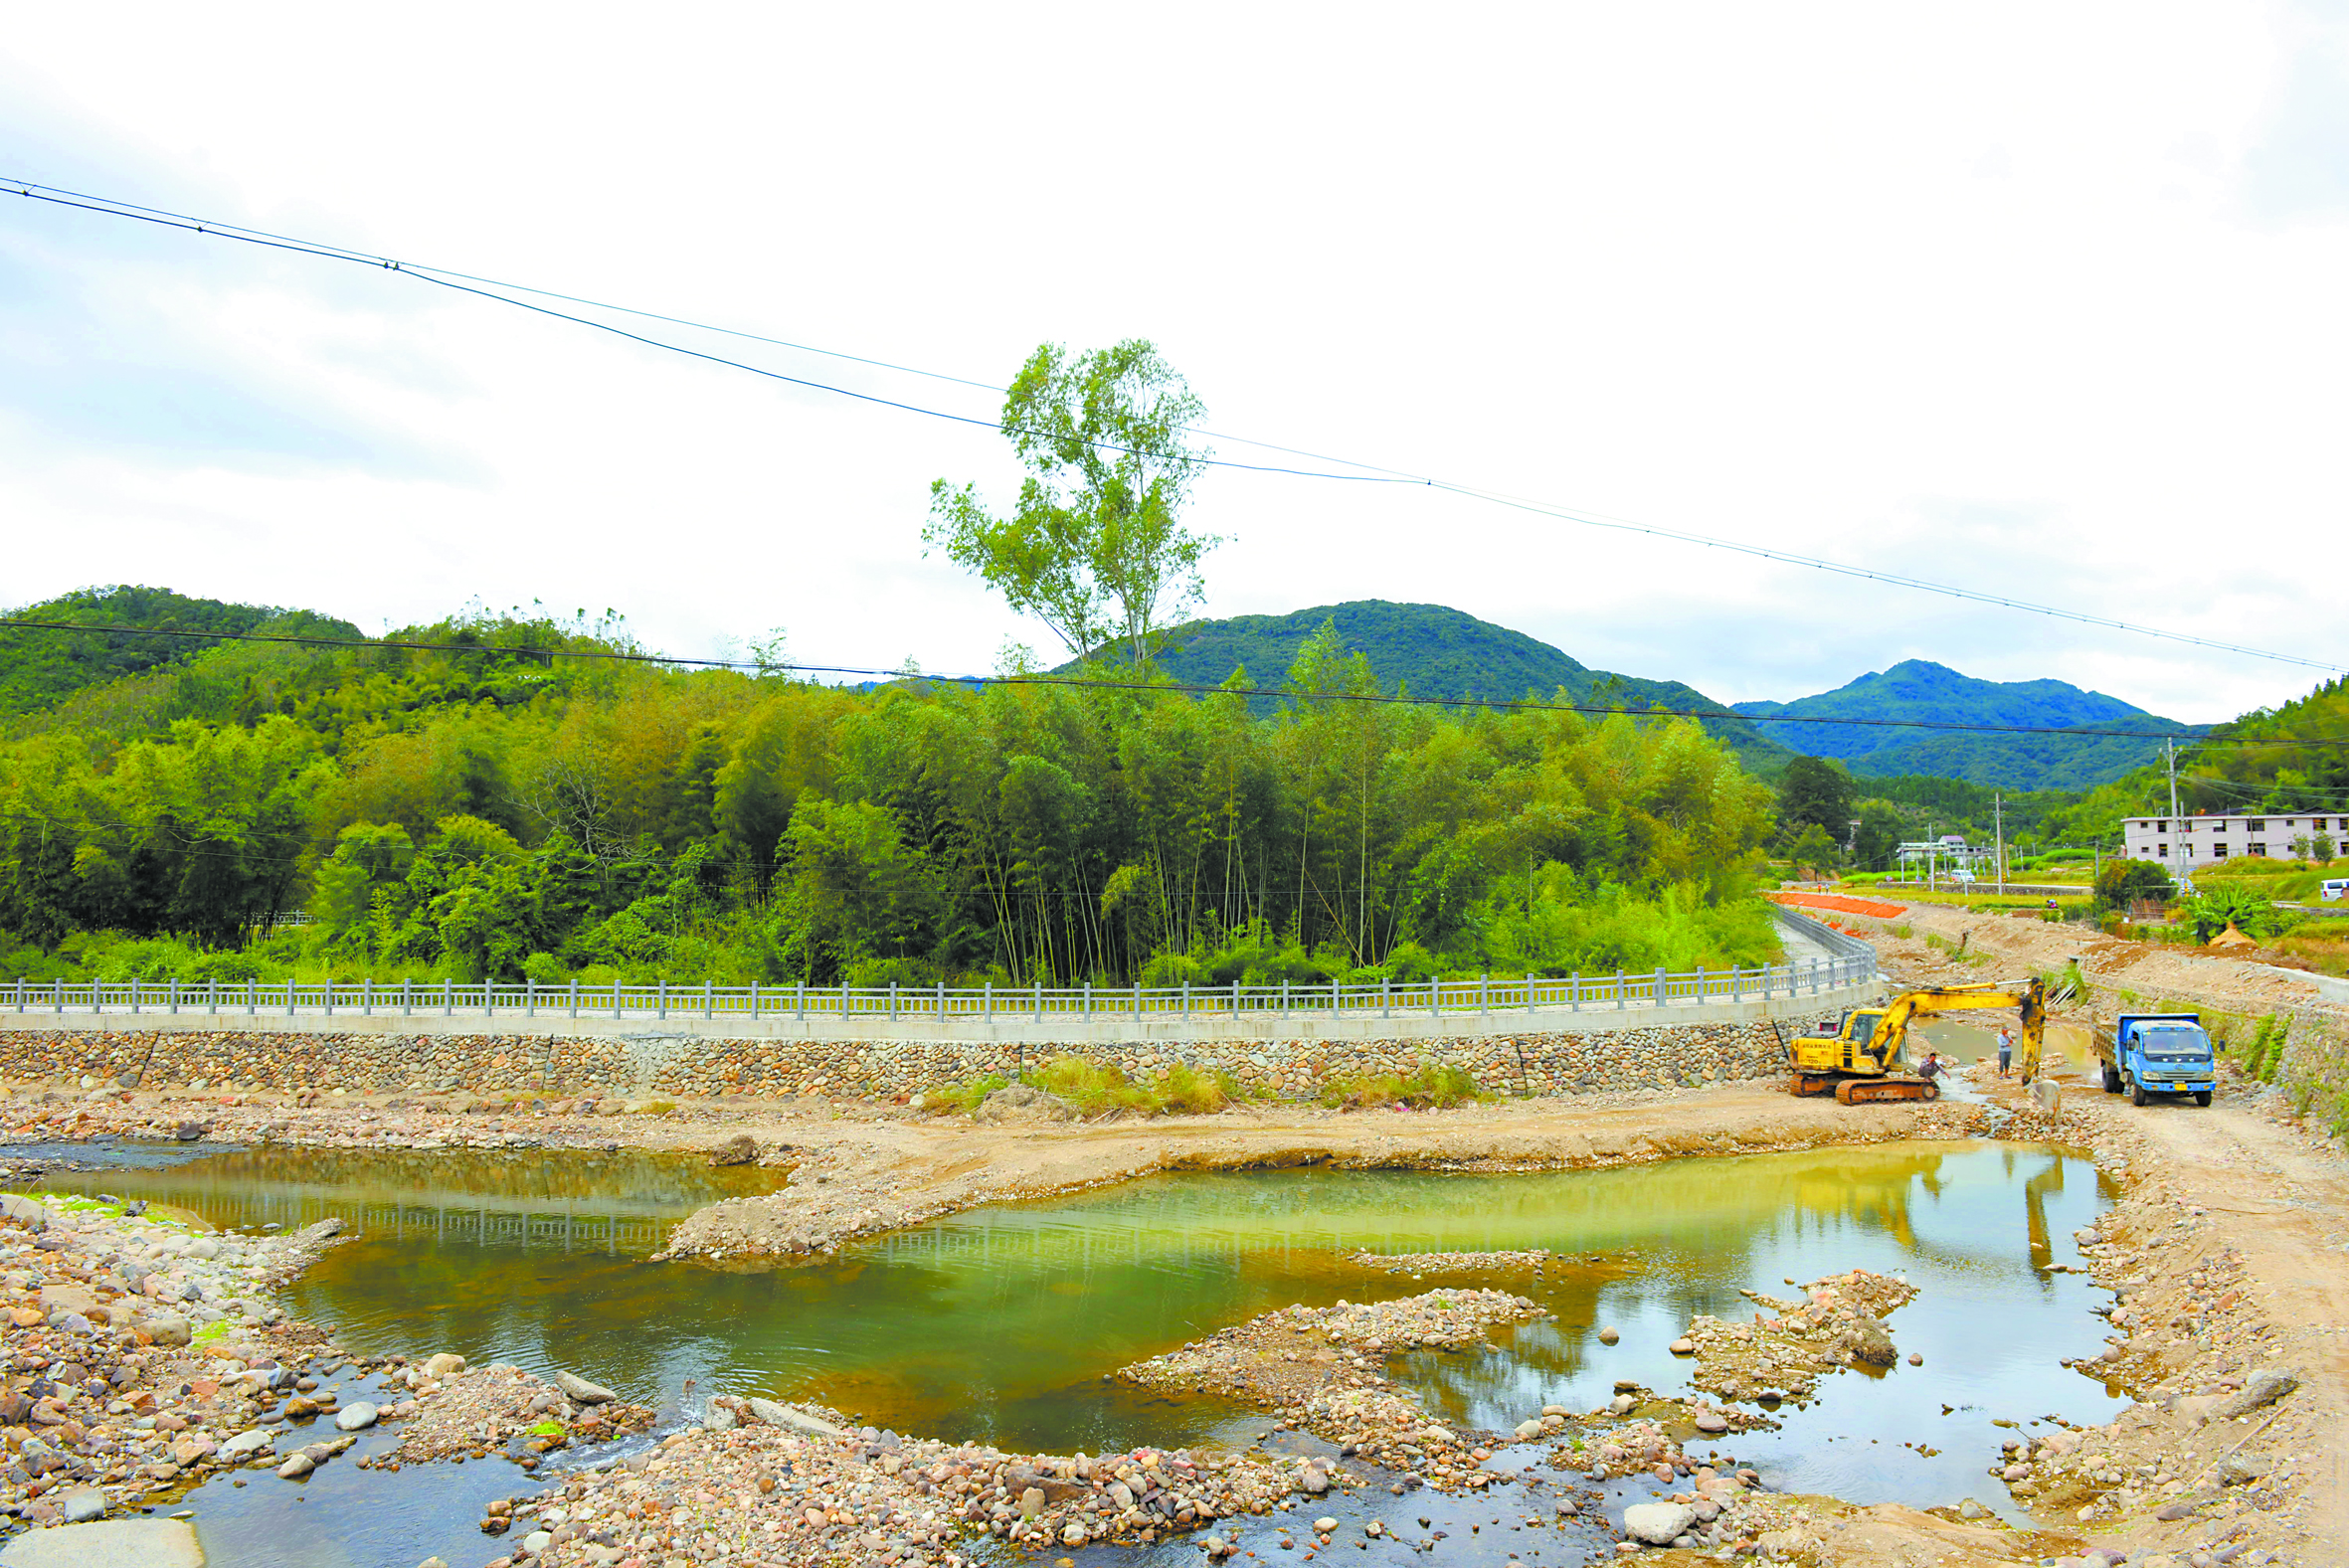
[4,4,2347,726]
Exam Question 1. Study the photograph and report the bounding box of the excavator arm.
[1865,979,2048,1081]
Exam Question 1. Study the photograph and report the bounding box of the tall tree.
[1776,756,1856,840]
[925,340,1216,667]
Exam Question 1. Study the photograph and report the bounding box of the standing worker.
[1997,1026,2015,1078]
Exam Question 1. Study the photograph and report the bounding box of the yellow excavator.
[1786,979,2047,1104]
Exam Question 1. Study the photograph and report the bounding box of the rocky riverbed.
[1345,1247,1555,1275]
[1117,1290,1546,1484]
[0,1190,653,1553]
[475,1407,1356,1566]
[1674,1267,1920,1405]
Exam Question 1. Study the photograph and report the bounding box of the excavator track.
[1834,1078,1939,1106]
[1789,1072,1840,1098]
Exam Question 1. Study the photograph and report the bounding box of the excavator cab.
[1790,1006,1912,1099]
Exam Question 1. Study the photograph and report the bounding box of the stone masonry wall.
[0,1014,1837,1100]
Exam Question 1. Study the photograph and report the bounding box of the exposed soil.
[1860,897,2348,1019]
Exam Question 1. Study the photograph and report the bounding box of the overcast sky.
[5,4,2346,725]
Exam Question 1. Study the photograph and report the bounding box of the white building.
[2120,812,2342,866]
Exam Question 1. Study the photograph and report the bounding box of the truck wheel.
[2195,1091,2213,1107]
[2101,1063,2122,1094]
[2129,1078,2147,1107]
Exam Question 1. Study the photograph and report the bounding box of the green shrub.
[2238,1015,2275,1079]
[2034,961,2087,1006]
[1319,1060,1486,1111]
[1023,1056,1158,1117]
[1888,923,1913,940]
[1154,1062,1229,1116]
[921,1074,1009,1116]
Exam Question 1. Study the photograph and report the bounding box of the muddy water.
[20,1138,2119,1564]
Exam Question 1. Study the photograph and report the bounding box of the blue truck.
[2094,1012,2217,1107]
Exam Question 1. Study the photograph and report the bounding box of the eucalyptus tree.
[926,340,1217,668]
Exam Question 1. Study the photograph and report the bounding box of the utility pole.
[1994,791,2005,896]
[2164,737,2185,893]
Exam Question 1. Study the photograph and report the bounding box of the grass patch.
[1154,1062,1236,1116]
[527,1419,566,1437]
[919,1074,1010,1115]
[1888,923,1914,940]
[1022,1057,1161,1117]
[1318,1061,1486,1111]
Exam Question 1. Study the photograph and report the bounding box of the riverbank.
[0,959,2342,1563]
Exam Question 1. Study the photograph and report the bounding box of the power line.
[8,614,2348,749]
[8,176,2343,680]
[3,181,1398,488]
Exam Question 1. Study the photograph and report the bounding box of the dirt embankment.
[649,1087,1987,1263]
[1864,897,2345,1019]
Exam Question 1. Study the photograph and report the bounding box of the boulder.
[333,1401,380,1432]
[974,1085,1078,1124]
[0,1194,52,1228]
[2218,1369,2298,1419]
[0,1517,203,1567]
[2220,1454,2270,1485]
[145,1314,191,1347]
[710,1133,758,1167]
[746,1397,840,1437]
[219,1428,275,1461]
[276,1454,314,1480]
[174,1123,210,1141]
[423,1353,466,1377]
[554,1372,616,1405]
[1838,1316,1897,1367]
[1622,1501,1696,1545]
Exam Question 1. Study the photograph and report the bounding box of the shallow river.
[16,1128,2120,1566]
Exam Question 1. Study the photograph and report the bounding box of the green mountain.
[1,585,362,733]
[1730,660,2205,789]
[1074,601,1797,769]
[0,586,359,715]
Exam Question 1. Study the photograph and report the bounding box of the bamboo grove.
[0,608,1782,988]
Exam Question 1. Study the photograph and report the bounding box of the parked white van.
[2324,877,2349,902]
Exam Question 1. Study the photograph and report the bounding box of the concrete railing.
[2,954,1876,1029]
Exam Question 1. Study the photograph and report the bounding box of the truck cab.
[2094,1013,2216,1107]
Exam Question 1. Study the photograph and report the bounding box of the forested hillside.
[1076,601,1796,770]
[0,585,361,727]
[1732,659,2203,788]
[2045,674,2349,846]
[0,600,1782,988]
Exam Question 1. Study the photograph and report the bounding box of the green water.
[16,1137,2120,1564]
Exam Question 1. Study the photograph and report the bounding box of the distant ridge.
[1732,659,2206,789]
[1065,601,1797,768]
